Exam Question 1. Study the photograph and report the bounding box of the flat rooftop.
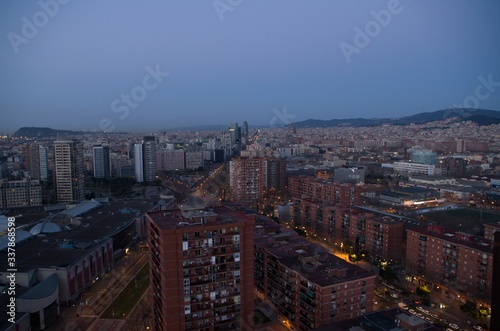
[0,199,157,272]
[147,205,253,230]
[408,226,492,253]
[254,219,375,287]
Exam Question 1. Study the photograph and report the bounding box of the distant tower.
[93,145,111,178]
[242,121,249,145]
[134,144,144,183]
[229,122,240,146]
[27,143,48,181]
[54,140,85,204]
[143,136,157,182]
[134,137,157,183]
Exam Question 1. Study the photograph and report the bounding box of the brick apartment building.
[229,157,286,208]
[288,176,361,207]
[146,206,255,331]
[254,219,376,330]
[292,199,404,262]
[406,225,493,303]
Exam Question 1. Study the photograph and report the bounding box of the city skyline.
[1,1,500,133]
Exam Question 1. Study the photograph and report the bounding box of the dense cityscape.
[0,115,499,331]
[2,1,500,331]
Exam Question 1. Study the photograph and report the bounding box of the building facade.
[134,143,144,182]
[92,145,111,178]
[406,225,493,303]
[288,176,362,207]
[264,158,287,191]
[26,143,48,181]
[156,149,185,171]
[54,140,85,204]
[0,179,42,208]
[254,219,376,329]
[146,206,255,331]
[229,157,265,208]
[291,201,404,261]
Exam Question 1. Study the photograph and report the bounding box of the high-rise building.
[134,136,157,182]
[228,123,241,146]
[92,145,111,178]
[263,157,287,191]
[156,149,185,171]
[134,143,144,182]
[26,143,48,181]
[229,157,265,208]
[54,140,85,204]
[143,136,157,182]
[241,121,249,145]
[146,206,255,331]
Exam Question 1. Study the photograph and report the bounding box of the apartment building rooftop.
[408,225,493,253]
[254,219,374,287]
[147,205,252,230]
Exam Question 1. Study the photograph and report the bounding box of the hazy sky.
[1,0,500,132]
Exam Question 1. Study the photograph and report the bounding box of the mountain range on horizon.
[11,108,500,138]
[289,108,500,128]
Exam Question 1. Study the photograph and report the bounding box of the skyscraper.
[54,140,85,204]
[146,206,255,331]
[134,143,144,182]
[263,157,286,190]
[241,121,249,145]
[93,145,111,178]
[228,123,240,146]
[134,136,157,182]
[26,143,48,181]
[143,136,157,182]
[229,157,265,208]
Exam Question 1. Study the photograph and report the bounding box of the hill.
[292,108,500,128]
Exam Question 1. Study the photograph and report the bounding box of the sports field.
[422,208,500,234]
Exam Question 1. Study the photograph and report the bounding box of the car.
[472,326,484,331]
[373,300,378,305]
[425,317,431,322]
[448,324,459,330]
[398,303,408,310]
[417,306,425,311]
[390,293,398,299]
[416,313,424,318]
[408,309,416,314]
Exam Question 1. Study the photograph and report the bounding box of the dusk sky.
[1,1,500,133]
